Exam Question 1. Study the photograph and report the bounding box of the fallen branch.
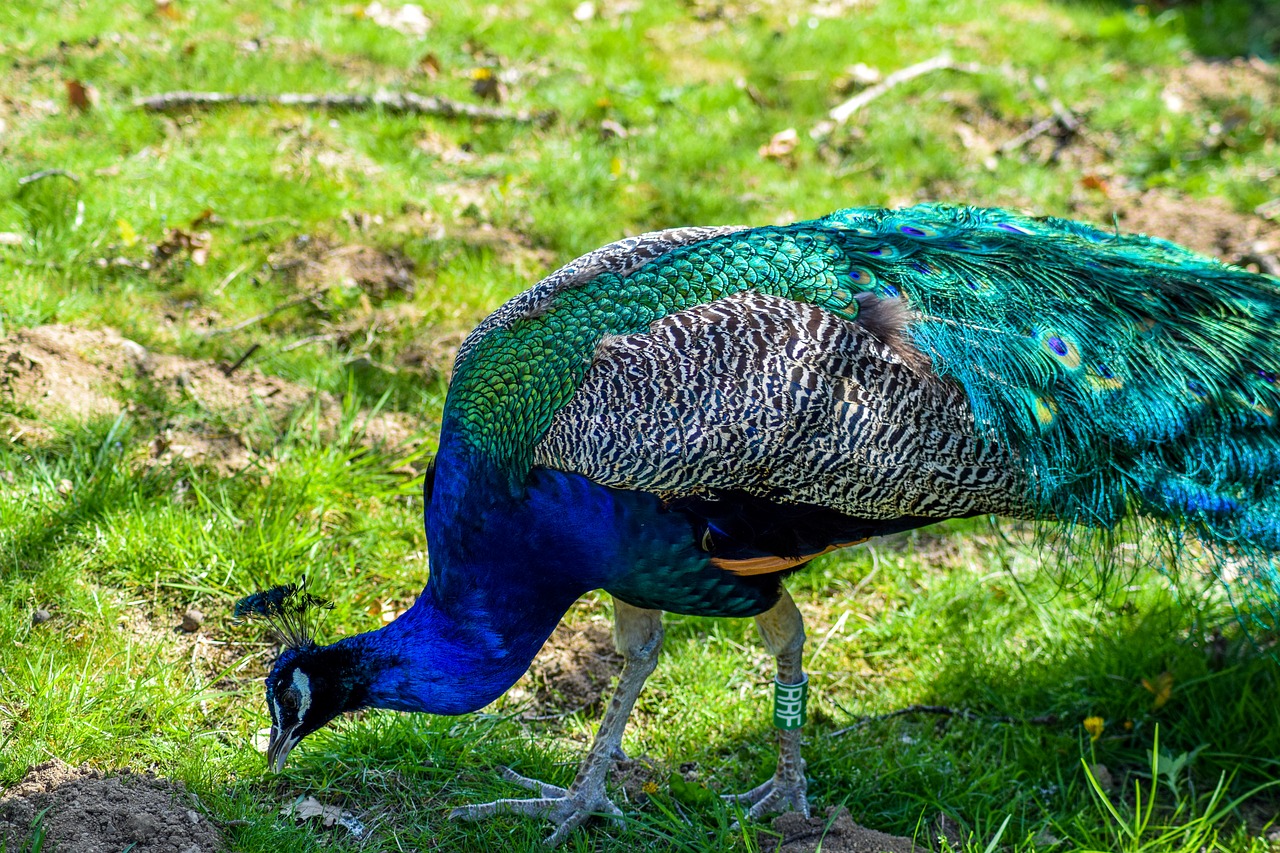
[202,287,329,337]
[828,703,1058,738]
[17,168,82,186]
[827,54,982,126]
[134,91,553,125]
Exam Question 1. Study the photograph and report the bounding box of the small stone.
[32,609,52,625]
[1089,762,1115,791]
[56,478,74,496]
[181,609,204,633]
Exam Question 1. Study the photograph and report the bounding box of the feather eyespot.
[881,284,901,298]
[1038,332,1082,371]
[1232,391,1275,419]
[1185,379,1209,401]
[995,222,1032,235]
[847,267,876,287]
[1086,363,1124,391]
[865,245,901,260]
[898,223,939,238]
[1027,392,1058,429]
[1257,369,1277,384]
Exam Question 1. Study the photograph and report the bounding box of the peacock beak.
[266,724,301,773]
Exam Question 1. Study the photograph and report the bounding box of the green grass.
[2,0,1279,850]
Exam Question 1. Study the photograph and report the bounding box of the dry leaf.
[418,52,441,79]
[282,796,366,837]
[153,228,212,266]
[599,119,627,140]
[65,79,97,112]
[759,128,799,161]
[154,0,182,20]
[1080,174,1111,195]
[1141,671,1173,710]
[362,3,430,36]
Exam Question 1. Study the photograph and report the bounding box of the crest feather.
[233,578,333,649]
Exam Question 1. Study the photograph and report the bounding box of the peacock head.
[235,581,363,772]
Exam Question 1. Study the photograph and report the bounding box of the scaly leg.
[723,586,809,825]
[451,599,663,847]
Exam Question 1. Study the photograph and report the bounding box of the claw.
[723,776,809,829]
[451,770,624,848]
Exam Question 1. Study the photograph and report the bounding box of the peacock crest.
[234,578,334,650]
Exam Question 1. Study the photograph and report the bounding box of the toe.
[500,766,569,798]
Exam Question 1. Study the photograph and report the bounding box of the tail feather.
[818,204,1280,631]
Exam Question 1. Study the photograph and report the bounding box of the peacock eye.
[279,689,299,712]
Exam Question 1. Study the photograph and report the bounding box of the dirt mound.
[773,807,918,853]
[0,324,418,472]
[0,759,223,853]
[515,619,622,716]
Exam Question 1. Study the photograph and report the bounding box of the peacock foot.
[722,768,809,828]
[450,766,623,847]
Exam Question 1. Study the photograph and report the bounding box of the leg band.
[773,675,808,729]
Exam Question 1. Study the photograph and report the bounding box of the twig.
[221,342,261,376]
[827,54,981,126]
[17,168,82,186]
[201,287,328,337]
[278,333,337,353]
[134,91,553,125]
[827,703,1059,738]
[1000,100,1082,155]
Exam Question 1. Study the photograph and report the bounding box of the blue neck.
[339,435,635,715]
[334,581,566,715]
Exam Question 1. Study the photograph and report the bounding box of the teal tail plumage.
[818,205,1280,627]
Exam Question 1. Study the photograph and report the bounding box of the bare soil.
[773,807,919,853]
[1099,189,1279,273]
[269,237,415,300]
[0,759,223,853]
[0,324,419,472]
[514,618,622,717]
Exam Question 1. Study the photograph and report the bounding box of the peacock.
[236,203,1280,846]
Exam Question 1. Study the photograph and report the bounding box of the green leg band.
[773,675,808,729]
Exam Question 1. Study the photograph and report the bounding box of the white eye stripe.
[292,669,312,720]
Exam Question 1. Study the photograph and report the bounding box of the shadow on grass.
[1053,0,1280,58]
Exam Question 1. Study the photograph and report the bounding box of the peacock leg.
[722,586,809,826]
[451,599,663,847]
